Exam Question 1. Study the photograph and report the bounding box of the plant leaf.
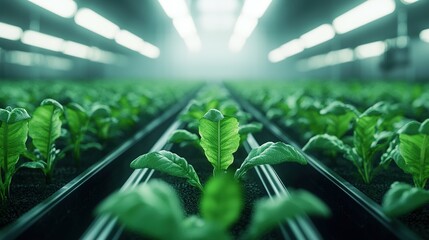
[235,142,307,179]
[199,109,240,173]
[130,150,203,190]
[182,216,231,240]
[19,161,47,170]
[354,115,378,160]
[29,99,63,159]
[238,122,263,135]
[169,130,199,144]
[244,190,331,240]
[382,182,429,217]
[200,175,243,230]
[65,103,88,135]
[96,180,185,240]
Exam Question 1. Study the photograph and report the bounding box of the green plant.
[131,109,307,190]
[303,102,391,184]
[319,101,359,139]
[22,99,64,183]
[96,176,330,240]
[0,107,31,203]
[382,182,429,217]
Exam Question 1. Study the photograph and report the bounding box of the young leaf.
[238,122,263,143]
[382,182,429,217]
[96,180,185,240]
[397,120,429,188]
[0,107,31,201]
[130,150,203,190]
[244,190,331,240]
[182,216,231,240]
[65,103,89,165]
[200,175,243,230]
[235,142,307,179]
[199,109,240,174]
[169,130,199,144]
[303,134,351,155]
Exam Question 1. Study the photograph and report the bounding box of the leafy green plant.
[131,109,307,190]
[22,99,64,183]
[0,107,31,202]
[96,176,330,240]
[319,101,358,139]
[382,182,429,217]
[303,103,391,184]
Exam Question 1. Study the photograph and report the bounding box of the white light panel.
[21,30,64,52]
[355,41,387,59]
[28,0,77,18]
[300,24,335,48]
[74,8,119,39]
[0,22,22,41]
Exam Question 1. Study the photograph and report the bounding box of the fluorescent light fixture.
[326,48,354,65]
[234,15,258,38]
[242,0,272,19]
[401,0,419,4]
[140,42,160,59]
[300,24,335,48]
[89,47,116,64]
[45,56,73,70]
[355,41,386,59]
[28,0,77,18]
[229,34,246,52]
[158,0,189,19]
[200,15,236,31]
[21,30,64,52]
[268,49,285,63]
[420,29,429,43]
[115,30,144,51]
[75,8,119,39]
[184,35,202,52]
[268,39,304,63]
[62,41,90,59]
[6,51,35,66]
[173,16,197,38]
[0,22,22,41]
[333,0,396,34]
[198,0,239,13]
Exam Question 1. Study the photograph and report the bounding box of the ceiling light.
[300,24,335,48]
[229,34,246,52]
[197,0,239,13]
[89,47,116,64]
[28,0,77,18]
[158,0,189,19]
[234,16,258,38]
[21,30,64,52]
[184,35,202,52]
[173,16,197,38]
[199,15,236,31]
[268,39,304,63]
[140,42,160,59]
[115,30,144,51]
[333,0,396,34]
[242,0,272,19]
[401,0,419,4]
[0,22,22,41]
[420,29,429,43]
[63,41,91,59]
[355,41,386,59]
[75,8,119,39]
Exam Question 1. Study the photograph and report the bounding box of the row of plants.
[95,86,331,239]
[0,80,196,226]
[228,80,429,238]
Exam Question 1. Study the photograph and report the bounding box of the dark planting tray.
[0,98,188,240]
[228,87,421,240]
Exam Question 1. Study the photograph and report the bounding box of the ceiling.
[0,0,428,66]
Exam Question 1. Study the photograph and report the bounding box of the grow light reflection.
[74,8,119,39]
[333,0,396,34]
[21,30,64,52]
[420,29,429,43]
[0,22,23,41]
[28,0,77,18]
[355,41,386,59]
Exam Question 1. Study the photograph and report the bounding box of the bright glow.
[62,41,90,59]
[88,47,116,64]
[0,22,22,40]
[401,0,419,4]
[140,42,160,59]
[234,16,258,38]
[44,56,73,70]
[74,8,119,39]
[6,51,35,66]
[184,35,202,52]
[268,39,304,63]
[326,48,354,65]
[197,0,239,13]
[28,0,77,18]
[158,0,188,19]
[115,30,144,51]
[21,30,64,52]
[355,41,386,59]
[242,0,272,19]
[199,15,236,31]
[173,16,197,38]
[5,50,73,70]
[420,29,429,43]
[300,24,335,48]
[229,34,246,52]
[333,0,396,34]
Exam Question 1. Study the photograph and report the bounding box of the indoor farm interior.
[0,0,428,239]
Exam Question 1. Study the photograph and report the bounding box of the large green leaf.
[96,180,185,240]
[200,175,243,229]
[304,134,349,154]
[169,130,199,144]
[29,99,63,159]
[354,115,378,161]
[130,150,203,190]
[65,103,88,136]
[199,109,240,173]
[235,142,307,179]
[244,190,331,240]
[382,182,429,217]
[0,107,30,199]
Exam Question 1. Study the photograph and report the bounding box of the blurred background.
[0,0,428,81]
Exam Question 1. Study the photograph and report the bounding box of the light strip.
[115,30,144,51]
[355,41,387,59]
[74,8,119,39]
[28,0,77,18]
[268,39,304,63]
[420,29,429,43]
[21,30,64,52]
[158,0,189,19]
[333,0,396,34]
[229,35,246,53]
[173,16,197,39]
[140,42,160,59]
[233,15,258,38]
[242,0,272,18]
[401,0,419,4]
[300,24,335,48]
[62,41,91,59]
[0,22,23,41]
